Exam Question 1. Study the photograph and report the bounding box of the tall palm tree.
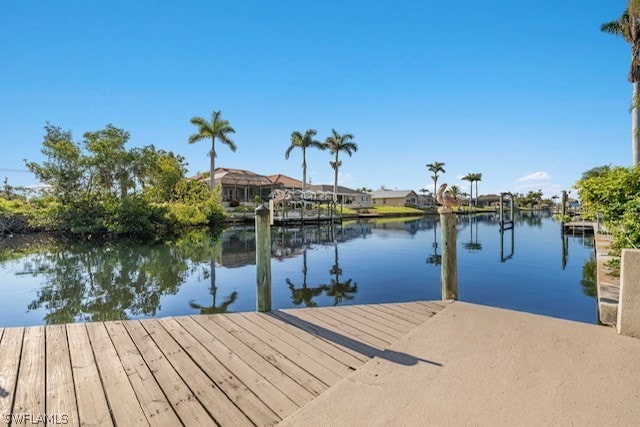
[602,2,640,165]
[285,129,325,192]
[462,174,473,209]
[426,162,446,196]
[472,173,482,206]
[325,130,358,201]
[188,111,237,188]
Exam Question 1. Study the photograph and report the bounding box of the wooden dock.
[0,301,448,426]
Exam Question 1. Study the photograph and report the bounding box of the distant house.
[476,194,501,207]
[417,193,436,209]
[308,184,372,207]
[195,168,275,203]
[371,189,420,207]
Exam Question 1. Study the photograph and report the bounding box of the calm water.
[0,212,596,327]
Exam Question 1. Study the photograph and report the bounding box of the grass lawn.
[370,205,425,215]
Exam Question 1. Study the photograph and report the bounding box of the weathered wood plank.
[188,315,316,407]
[414,300,449,312]
[85,322,149,426]
[156,317,280,425]
[12,326,45,417]
[242,312,353,377]
[123,320,216,427]
[45,325,79,427]
[351,305,417,332]
[103,321,181,426]
[274,310,381,358]
[294,308,390,349]
[66,323,113,426]
[174,315,298,418]
[208,314,328,396]
[0,327,24,426]
[259,312,364,369]
[323,306,406,340]
[138,319,253,427]
[226,313,342,387]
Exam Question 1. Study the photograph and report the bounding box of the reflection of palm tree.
[286,250,327,307]
[426,219,441,265]
[189,259,238,314]
[325,242,358,306]
[464,216,482,252]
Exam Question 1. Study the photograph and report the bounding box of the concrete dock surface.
[280,302,640,426]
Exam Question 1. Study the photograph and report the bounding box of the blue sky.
[0,0,632,197]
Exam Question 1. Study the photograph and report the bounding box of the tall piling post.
[255,204,272,312]
[439,206,458,300]
[509,194,515,222]
[499,193,505,226]
[561,190,567,218]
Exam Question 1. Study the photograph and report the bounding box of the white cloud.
[515,171,551,183]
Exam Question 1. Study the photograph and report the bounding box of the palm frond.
[601,20,623,35]
[188,133,206,144]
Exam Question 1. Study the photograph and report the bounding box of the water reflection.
[0,212,599,326]
[284,226,358,307]
[580,257,597,298]
[463,215,483,253]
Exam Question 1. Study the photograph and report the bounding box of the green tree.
[285,129,325,192]
[324,130,358,201]
[83,125,133,198]
[26,123,87,204]
[188,111,237,188]
[426,161,446,196]
[581,165,612,180]
[602,1,640,165]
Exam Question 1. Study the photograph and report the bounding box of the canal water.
[0,211,596,327]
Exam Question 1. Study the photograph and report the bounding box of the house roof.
[477,194,501,201]
[267,174,304,189]
[370,190,418,199]
[308,184,370,196]
[195,168,274,186]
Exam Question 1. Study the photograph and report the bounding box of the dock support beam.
[255,205,272,312]
[439,207,458,300]
[617,249,640,338]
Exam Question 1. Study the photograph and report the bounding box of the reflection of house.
[477,194,501,207]
[308,185,372,207]
[371,189,419,206]
[196,168,275,202]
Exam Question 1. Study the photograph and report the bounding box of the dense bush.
[575,166,640,253]
[11,123,229,238]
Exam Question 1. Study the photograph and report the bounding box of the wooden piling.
[439,207,458,300]
[255,204,272,312]
[499,193,505,224]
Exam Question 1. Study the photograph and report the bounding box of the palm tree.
[446,185,461,200]
[285,129,325,192]
[188,111,237,188]
[473,173,482,206]
[462,174,473,209]
[324,130,357,201]
[602,2,640,165]
[426,162,446,196]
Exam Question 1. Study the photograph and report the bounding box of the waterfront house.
[371,189,420,207]
[476,194,501,207]
[195,168,276,203]
[308,184,373,207]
